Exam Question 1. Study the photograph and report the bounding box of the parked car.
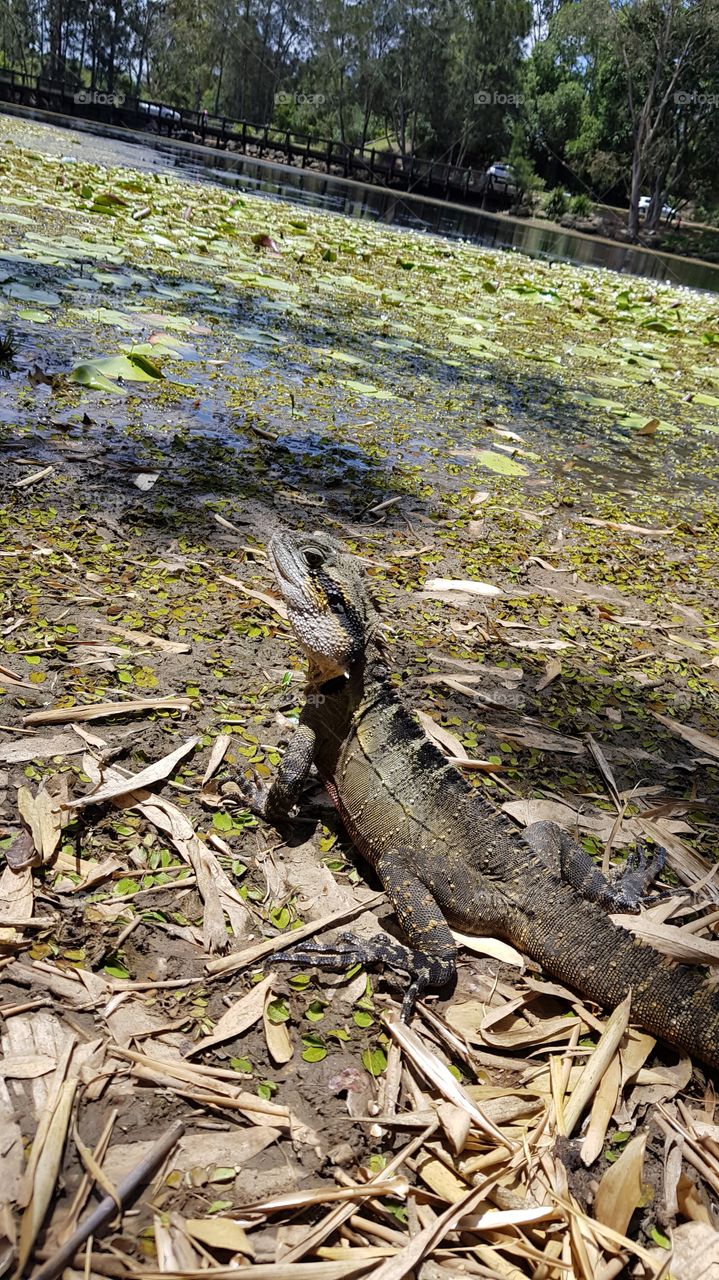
[485,162,517,194]
[638,195,676,220]
[139,101,181,130]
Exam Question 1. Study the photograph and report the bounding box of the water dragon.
[243,529,718,1071]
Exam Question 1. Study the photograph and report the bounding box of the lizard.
[243,528,719,1072]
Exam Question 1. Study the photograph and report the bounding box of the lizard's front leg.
[242,722,316,823]
[273,846,458,1019]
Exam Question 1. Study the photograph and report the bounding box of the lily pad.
[474,449,529,476]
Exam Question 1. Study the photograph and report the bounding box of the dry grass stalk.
[385,1019,514,1149]
[562,994,631,1137]
[205,894,385,976]
[23,696,193,726]
[70,736,199,808]
[14,1079,77,1277]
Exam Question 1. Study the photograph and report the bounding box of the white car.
[139,101,181,125]
[638,195,675,220]
[486,162,517,194]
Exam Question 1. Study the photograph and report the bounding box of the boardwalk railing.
[0,66,509,205]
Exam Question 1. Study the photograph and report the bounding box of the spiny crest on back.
[269,529,376,681]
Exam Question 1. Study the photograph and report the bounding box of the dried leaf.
[609,914,719,964]
[23,697,193,726]
[450,930,524,968]
[415,710,467,760]
[385,1019,513,1149]
[422,577,503,597]
[652,712,719,762]
[264,989,294,1066]
[71,736,199,808]
[593,1132,647,1236]
[562,994,631,1137]
[187,974,274,1056]
[218,574,288,619]
[15,1079,77,1275]
[536,657,561,691]
[573,516,675,537]
[184,1217,251,1254]
[202,734,232,786]
[580,1054,622,1166]
[93,622,191,653]
[0,732,84,764]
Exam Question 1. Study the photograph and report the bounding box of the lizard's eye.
[302,546,325,570]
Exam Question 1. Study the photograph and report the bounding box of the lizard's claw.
[233,774,272,820]
[610,841,668,911]
[273,930,454,1021]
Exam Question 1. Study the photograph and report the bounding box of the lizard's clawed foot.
[273,930,455,1021]
[609,842,668,911]
[234,774,272,820]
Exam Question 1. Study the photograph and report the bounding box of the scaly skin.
[251,530,719,1071]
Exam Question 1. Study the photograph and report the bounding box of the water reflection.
[148,142,719,293]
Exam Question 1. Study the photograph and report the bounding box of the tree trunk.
[627,139,644,241]
[214,42,225,115]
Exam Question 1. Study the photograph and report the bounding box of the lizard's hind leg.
[525,820,667,912]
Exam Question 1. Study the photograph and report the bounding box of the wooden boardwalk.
[0,67,509,207]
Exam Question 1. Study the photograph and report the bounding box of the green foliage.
[569,193,594,217]
[545,186,568,220]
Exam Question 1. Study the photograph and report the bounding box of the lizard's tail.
[516,893,719,1072]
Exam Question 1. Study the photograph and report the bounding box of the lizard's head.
[269,529,374,681]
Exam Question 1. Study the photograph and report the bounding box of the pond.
[3,103,719,293]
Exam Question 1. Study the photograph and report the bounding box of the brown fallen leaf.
[581,1053,621,1167]
[15,1079,77,1275]
[422,577,503,597]
[186,974,275,1056]
[573,516,675,537]
[70,736,199,808]
[201,733,231,786]
[183,1218,251,1255]
[652,711,719,762]
[17,778,70,862]
[637,417,660,436]
[23,697,193,726]
[93,622,191,654]
[0,732,85,764]
[536,657,561,691]
[12,465,54,488]
[608,913,719,964]
[647,1220,719,1279]
[263,989,294,1066]
[415,710,467,760]
[218,574,288,619]
[593,1132,647,1237]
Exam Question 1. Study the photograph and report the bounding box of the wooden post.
[326,139,333,173]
